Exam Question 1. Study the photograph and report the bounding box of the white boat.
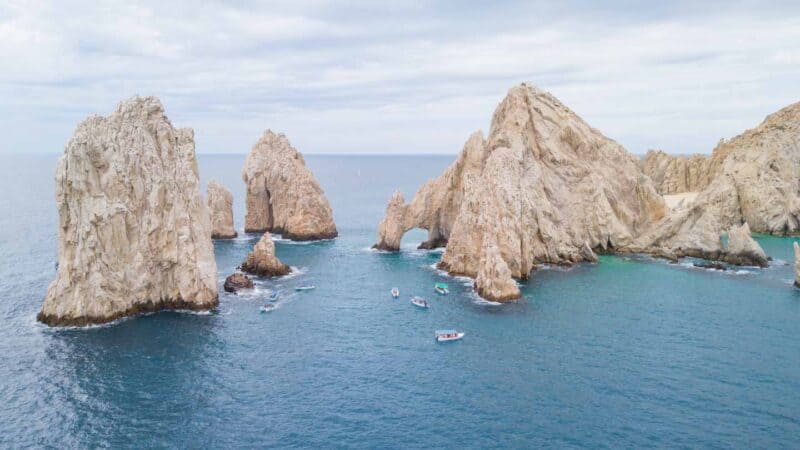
[410,296,429,308]
[259,303,275,313]
[391,287,400,298]
[434,283,449,295]
[435,329,464,342]
[295,285,316,291]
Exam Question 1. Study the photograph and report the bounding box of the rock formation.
[641,150,711,194]
[39,96,218,326]
[241,232,291,277]
[374,83,667,301]
[641,100,800,234]
[224,273,254,293]
[794,242,800,287]
[722,223,768,267]
[207,180,237,239]
[242,131,337,240]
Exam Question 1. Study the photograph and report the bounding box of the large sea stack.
[39,96,218,326]
[374,83,667,301]
[242,130,337,240]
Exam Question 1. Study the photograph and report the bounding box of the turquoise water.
[1,154,800,448]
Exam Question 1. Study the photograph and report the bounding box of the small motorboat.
[435,329,464,342]
[434,282,449,295]
[410,296,429,308]
[391,287,400,298]
[295,285,316,291]
[269,291,279,301]
[260,303,276,313]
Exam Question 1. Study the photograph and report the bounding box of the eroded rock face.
[641,100,800,236]
[207,180,237,239]
[641,150,711,194]
[224,273,253,293]
[242,131,337,240]
[39,96,218,326]
[241,232,291,277]
[723,223,768,267]
[474,239,520,301]
[375,84,666,301]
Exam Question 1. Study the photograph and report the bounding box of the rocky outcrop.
[374,83,666,301]
[722,223,768,267]
[207,180,237,239]
[242,131,337,240]
[627,100,800,262]
[241,232,291,277]
[641,100,800,236]
[224,273,253,293]
[794,242,800,287]
[39,96,218,326]
[474,239,520,301]
[641,150,711,194]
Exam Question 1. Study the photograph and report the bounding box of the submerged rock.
[693,261,727,271]
[374,83,666,301]
[241,232,291,277]
[224,273,254,293]
[242,130,337,241]
[39,96,218,326]
[207,180,237,239]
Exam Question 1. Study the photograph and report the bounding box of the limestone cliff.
[39,96,218,326]
[207,180,237,239]
[641,150,711,194]
[241,232,291,277]
[375,83,667,301]
[242,131,337,240]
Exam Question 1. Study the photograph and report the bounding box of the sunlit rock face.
[240,232,291,277]
[39,96,218,326]
[375,84,666,301]
[242,130,337,241]
[207,180,237,239]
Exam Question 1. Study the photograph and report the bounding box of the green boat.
[434,283,449,295]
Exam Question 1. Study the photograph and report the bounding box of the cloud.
[0,0,799,154]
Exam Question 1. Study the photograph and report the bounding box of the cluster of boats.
[390,284,465,342]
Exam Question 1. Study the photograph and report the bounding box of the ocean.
[1,153,799,448]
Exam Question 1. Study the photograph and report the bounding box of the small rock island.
[39,96,218,326]
[242,130,337,241]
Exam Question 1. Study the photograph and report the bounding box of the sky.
[1,1,799,155]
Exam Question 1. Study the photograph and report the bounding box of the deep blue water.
[1,153,800,448]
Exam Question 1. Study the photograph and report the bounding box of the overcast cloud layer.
[1,1,799,155]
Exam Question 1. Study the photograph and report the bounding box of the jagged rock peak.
[207,180,237,239]
[241,232,291,277]
[374,83,666,302]
[242,130,337,241]
[39,95,218,326]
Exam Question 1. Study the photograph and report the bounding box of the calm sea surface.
[1,153,799,448]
